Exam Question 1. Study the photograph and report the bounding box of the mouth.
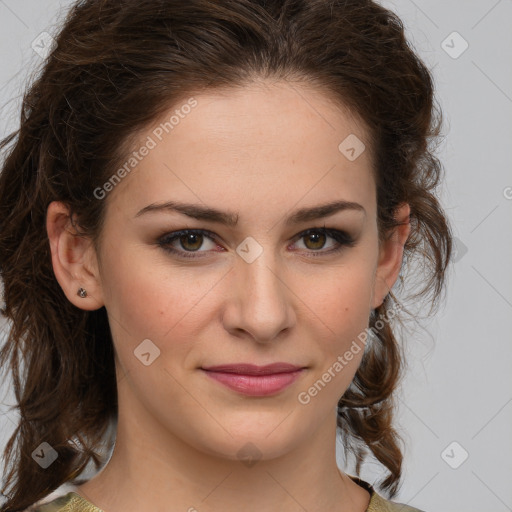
[201,363,306,396]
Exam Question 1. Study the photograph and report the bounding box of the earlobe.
[46,201,104,311]
[371,203,411,310]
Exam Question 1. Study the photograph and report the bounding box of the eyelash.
[157,227,356,260]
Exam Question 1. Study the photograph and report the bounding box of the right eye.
[157,229,222,259]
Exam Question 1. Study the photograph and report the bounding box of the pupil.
[307,233,325,249]
[182,233,202,251]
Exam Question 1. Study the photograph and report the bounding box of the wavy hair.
[0,0,453,510]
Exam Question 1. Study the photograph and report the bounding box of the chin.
[189,416,308,463]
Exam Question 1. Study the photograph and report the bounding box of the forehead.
[107,81,376,221]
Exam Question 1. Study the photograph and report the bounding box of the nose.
[221,247,296,343]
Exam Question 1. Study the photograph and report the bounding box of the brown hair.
[0,0,453,510]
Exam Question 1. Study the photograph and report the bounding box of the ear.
[46,201,104,311]
[371,202,411,309]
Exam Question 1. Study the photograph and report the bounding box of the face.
[76,81,399,461]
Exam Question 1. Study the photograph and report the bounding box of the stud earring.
[77,287,87,298]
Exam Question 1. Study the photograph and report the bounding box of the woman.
[0,1,453,511]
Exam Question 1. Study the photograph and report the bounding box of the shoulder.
[368,489,426,512]
[24,492,102,512]
[348,475,426,512]
[24,481,427,512]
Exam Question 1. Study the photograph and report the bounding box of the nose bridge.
[243,250,281,297]
[229,236,293,340]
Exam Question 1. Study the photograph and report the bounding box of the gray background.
[0,1,511,511]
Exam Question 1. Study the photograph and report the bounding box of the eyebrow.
[134,199,366,226]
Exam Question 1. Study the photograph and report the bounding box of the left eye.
[295,229,343,251]
[157,227,355,259]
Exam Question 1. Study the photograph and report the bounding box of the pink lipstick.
[201,363,305,396]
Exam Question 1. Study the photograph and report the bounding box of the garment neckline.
[68,474,379,512]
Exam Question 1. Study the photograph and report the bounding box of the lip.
[202,363,303,375]
[201,363,306,396]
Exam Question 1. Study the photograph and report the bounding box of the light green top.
[26,476,425,512]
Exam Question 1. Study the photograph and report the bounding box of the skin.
[46,80,410,512]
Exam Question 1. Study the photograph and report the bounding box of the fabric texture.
[25,476,426,512]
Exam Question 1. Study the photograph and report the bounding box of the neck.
[75,376,370,512]
[75,414,370,512]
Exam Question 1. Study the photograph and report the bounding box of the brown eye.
[158,227,356,260]
[293,228,356,257]
[179,232,204,251]
[303,232,327,250]
[158,229,219,258]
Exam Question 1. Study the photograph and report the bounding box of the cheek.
[295,262,374,398]
[300,261,374,335]
[100,243,220,357]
